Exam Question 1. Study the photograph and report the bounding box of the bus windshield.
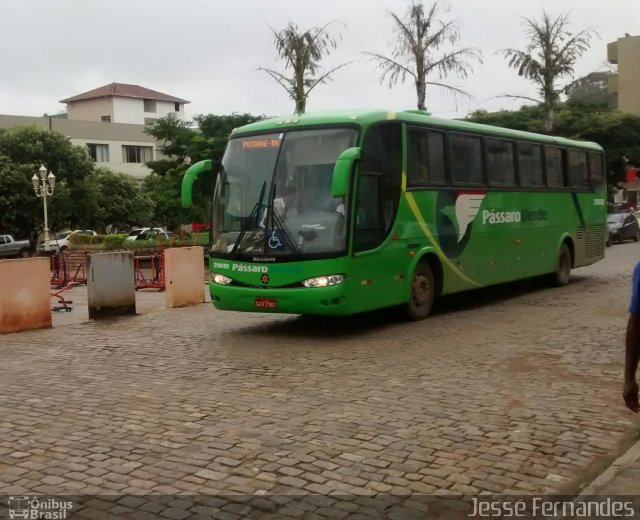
[212,128,358,258]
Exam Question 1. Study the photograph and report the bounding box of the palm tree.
[500,11,597,133]
[365,0,481,111]
[259,21,350,115]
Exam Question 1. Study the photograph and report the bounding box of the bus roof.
[231,109,603,151]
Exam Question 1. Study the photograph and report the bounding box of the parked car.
[126,228,174,241]
[608,202,633,213]
[607,213,640,245]
[0,234,31,258]
[38,229,97,253]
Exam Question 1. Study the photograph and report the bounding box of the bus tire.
[407,262,435,320]
[552,243,572,287]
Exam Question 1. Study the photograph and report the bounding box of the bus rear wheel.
[407,262,435,320]
[552,243,572,287]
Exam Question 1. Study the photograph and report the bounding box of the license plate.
[255,298,278,309]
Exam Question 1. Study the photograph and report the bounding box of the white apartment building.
[0,83,190,179]
[61,82,188,125]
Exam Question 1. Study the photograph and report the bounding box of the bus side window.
[518,143,544,187]
[407,128,445,185]
[589,152,604,187]
[545,146,565,188]
[486,138,515,187]
[449,134,483,185]
[568,150,589,188]
[354,123,402,252]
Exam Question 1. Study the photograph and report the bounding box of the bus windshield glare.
[212,128,358,258]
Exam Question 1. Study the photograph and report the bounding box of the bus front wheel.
[552,243,572,287]
[407,262,435,320]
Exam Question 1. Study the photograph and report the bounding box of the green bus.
[181,109,606,320]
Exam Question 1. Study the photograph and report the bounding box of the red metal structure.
[134,253,165,290]
[49,252,87,286]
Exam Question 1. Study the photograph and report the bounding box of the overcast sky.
[1,0,636,120]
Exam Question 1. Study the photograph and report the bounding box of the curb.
[579,439,640,494]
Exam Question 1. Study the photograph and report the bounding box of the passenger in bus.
[624,260,640,412]
[273,186,297,219]
[257,186,297,228]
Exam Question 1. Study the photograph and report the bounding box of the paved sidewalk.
[581,439,640,495]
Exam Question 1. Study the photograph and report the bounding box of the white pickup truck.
[0,235,31,258]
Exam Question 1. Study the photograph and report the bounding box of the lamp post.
[31,164,55,252]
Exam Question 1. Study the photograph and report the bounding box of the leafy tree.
[365,0,481,111]
[259,21,349,114]
[0,158,40,244]
[500,11,597,132]
[565,71,616,109]
[144,117,195,176]
[466,105,547,133]
[85,168,154,233]
[142,172,202,231]
[0,126,96,245]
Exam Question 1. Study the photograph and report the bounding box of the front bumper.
[209,281,350,315]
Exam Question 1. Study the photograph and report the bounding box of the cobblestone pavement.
[1,243,640,518]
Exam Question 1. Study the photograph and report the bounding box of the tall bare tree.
[259,21,350,115]
[500,11,597,132]
[365,0,481,111]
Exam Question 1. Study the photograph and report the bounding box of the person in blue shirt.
[624,262,640,412]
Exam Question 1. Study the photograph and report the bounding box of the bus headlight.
[302,275,345,288]
[211,273,233,285]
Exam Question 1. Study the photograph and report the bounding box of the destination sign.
[242,138,281,149]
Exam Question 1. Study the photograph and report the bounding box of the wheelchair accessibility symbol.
[267,229,284,250]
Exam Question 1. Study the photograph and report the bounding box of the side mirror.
[332,147,361,198]
[181,159,213,208]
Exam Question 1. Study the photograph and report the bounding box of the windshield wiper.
[230,181,267,257]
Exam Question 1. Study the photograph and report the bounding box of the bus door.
[348,123,407,312]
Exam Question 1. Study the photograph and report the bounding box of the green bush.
[68,233,206,251]
[69,233,127,249]
[69,233,98,246]
[102,234,128,249]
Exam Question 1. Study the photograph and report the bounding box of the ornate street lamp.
[31,164,55,252]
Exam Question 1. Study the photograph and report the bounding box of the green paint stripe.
[571,192,586,228]
[405,191,481,288]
